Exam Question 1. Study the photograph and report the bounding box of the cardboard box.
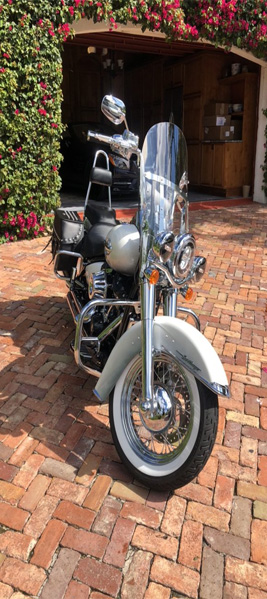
[203,115,231,127]
[203,125,233,141]
[230,120,243,140]
[204,102,230,116]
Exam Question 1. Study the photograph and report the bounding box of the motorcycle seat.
[85,200,117,226]
[82,201,117,259]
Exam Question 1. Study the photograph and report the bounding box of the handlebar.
[87,131,114,145]
[87,129,140,161]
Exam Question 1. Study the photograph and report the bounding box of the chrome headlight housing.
[170,233,196,280]
[152,231,175,264]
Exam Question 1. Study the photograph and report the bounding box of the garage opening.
[60,31,260,208]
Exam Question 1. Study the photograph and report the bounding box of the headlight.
[171,233,196,279]
[152,231,174,264]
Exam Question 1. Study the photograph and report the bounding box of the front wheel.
[109,352,218,491]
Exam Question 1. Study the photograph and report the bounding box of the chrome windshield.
[140,122,188,266]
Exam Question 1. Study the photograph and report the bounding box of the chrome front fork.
[140,283,179,414]
[141,279,155,413]
[163,289,178,318]
[140,283,200,414]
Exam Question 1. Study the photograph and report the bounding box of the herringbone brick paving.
[0,203,266,599]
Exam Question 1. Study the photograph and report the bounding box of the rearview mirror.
[101,95,126,126]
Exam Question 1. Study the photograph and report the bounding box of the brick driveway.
[0,202,266,599]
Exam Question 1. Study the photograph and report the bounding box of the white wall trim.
[73,20,267,67]
[253,66,267,204]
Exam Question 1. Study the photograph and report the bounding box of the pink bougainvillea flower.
[52,165,57,171]
[51,123,58,128]
[17,215,25,227]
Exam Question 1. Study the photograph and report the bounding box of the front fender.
[94,316,230,403]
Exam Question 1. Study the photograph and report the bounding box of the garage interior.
[61,31,260,203]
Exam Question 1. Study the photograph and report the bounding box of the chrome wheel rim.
[120,353,197,466]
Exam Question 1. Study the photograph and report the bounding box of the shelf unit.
[185,67,259,196]
[216,72,259,193]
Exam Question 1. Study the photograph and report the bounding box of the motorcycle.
[52,95,230,491]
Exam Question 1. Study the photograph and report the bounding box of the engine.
[85,262,135,301]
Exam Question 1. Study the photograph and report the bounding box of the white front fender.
[94,316,230,403]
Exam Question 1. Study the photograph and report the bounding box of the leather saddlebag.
[51,208,84,272]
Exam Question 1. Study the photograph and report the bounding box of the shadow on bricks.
[0,203,267,599]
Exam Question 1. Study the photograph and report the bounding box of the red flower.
[40,82,47,89]
[17,214,25,227]
[69,6,74,16]
[51,123,58,128]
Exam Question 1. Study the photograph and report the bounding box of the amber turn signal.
[144,266,159,285]
[184,287,194,301]
[149,269,160,285]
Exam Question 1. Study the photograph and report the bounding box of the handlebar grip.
[87,131,113,144]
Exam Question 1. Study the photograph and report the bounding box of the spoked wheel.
[110,352,218,491]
